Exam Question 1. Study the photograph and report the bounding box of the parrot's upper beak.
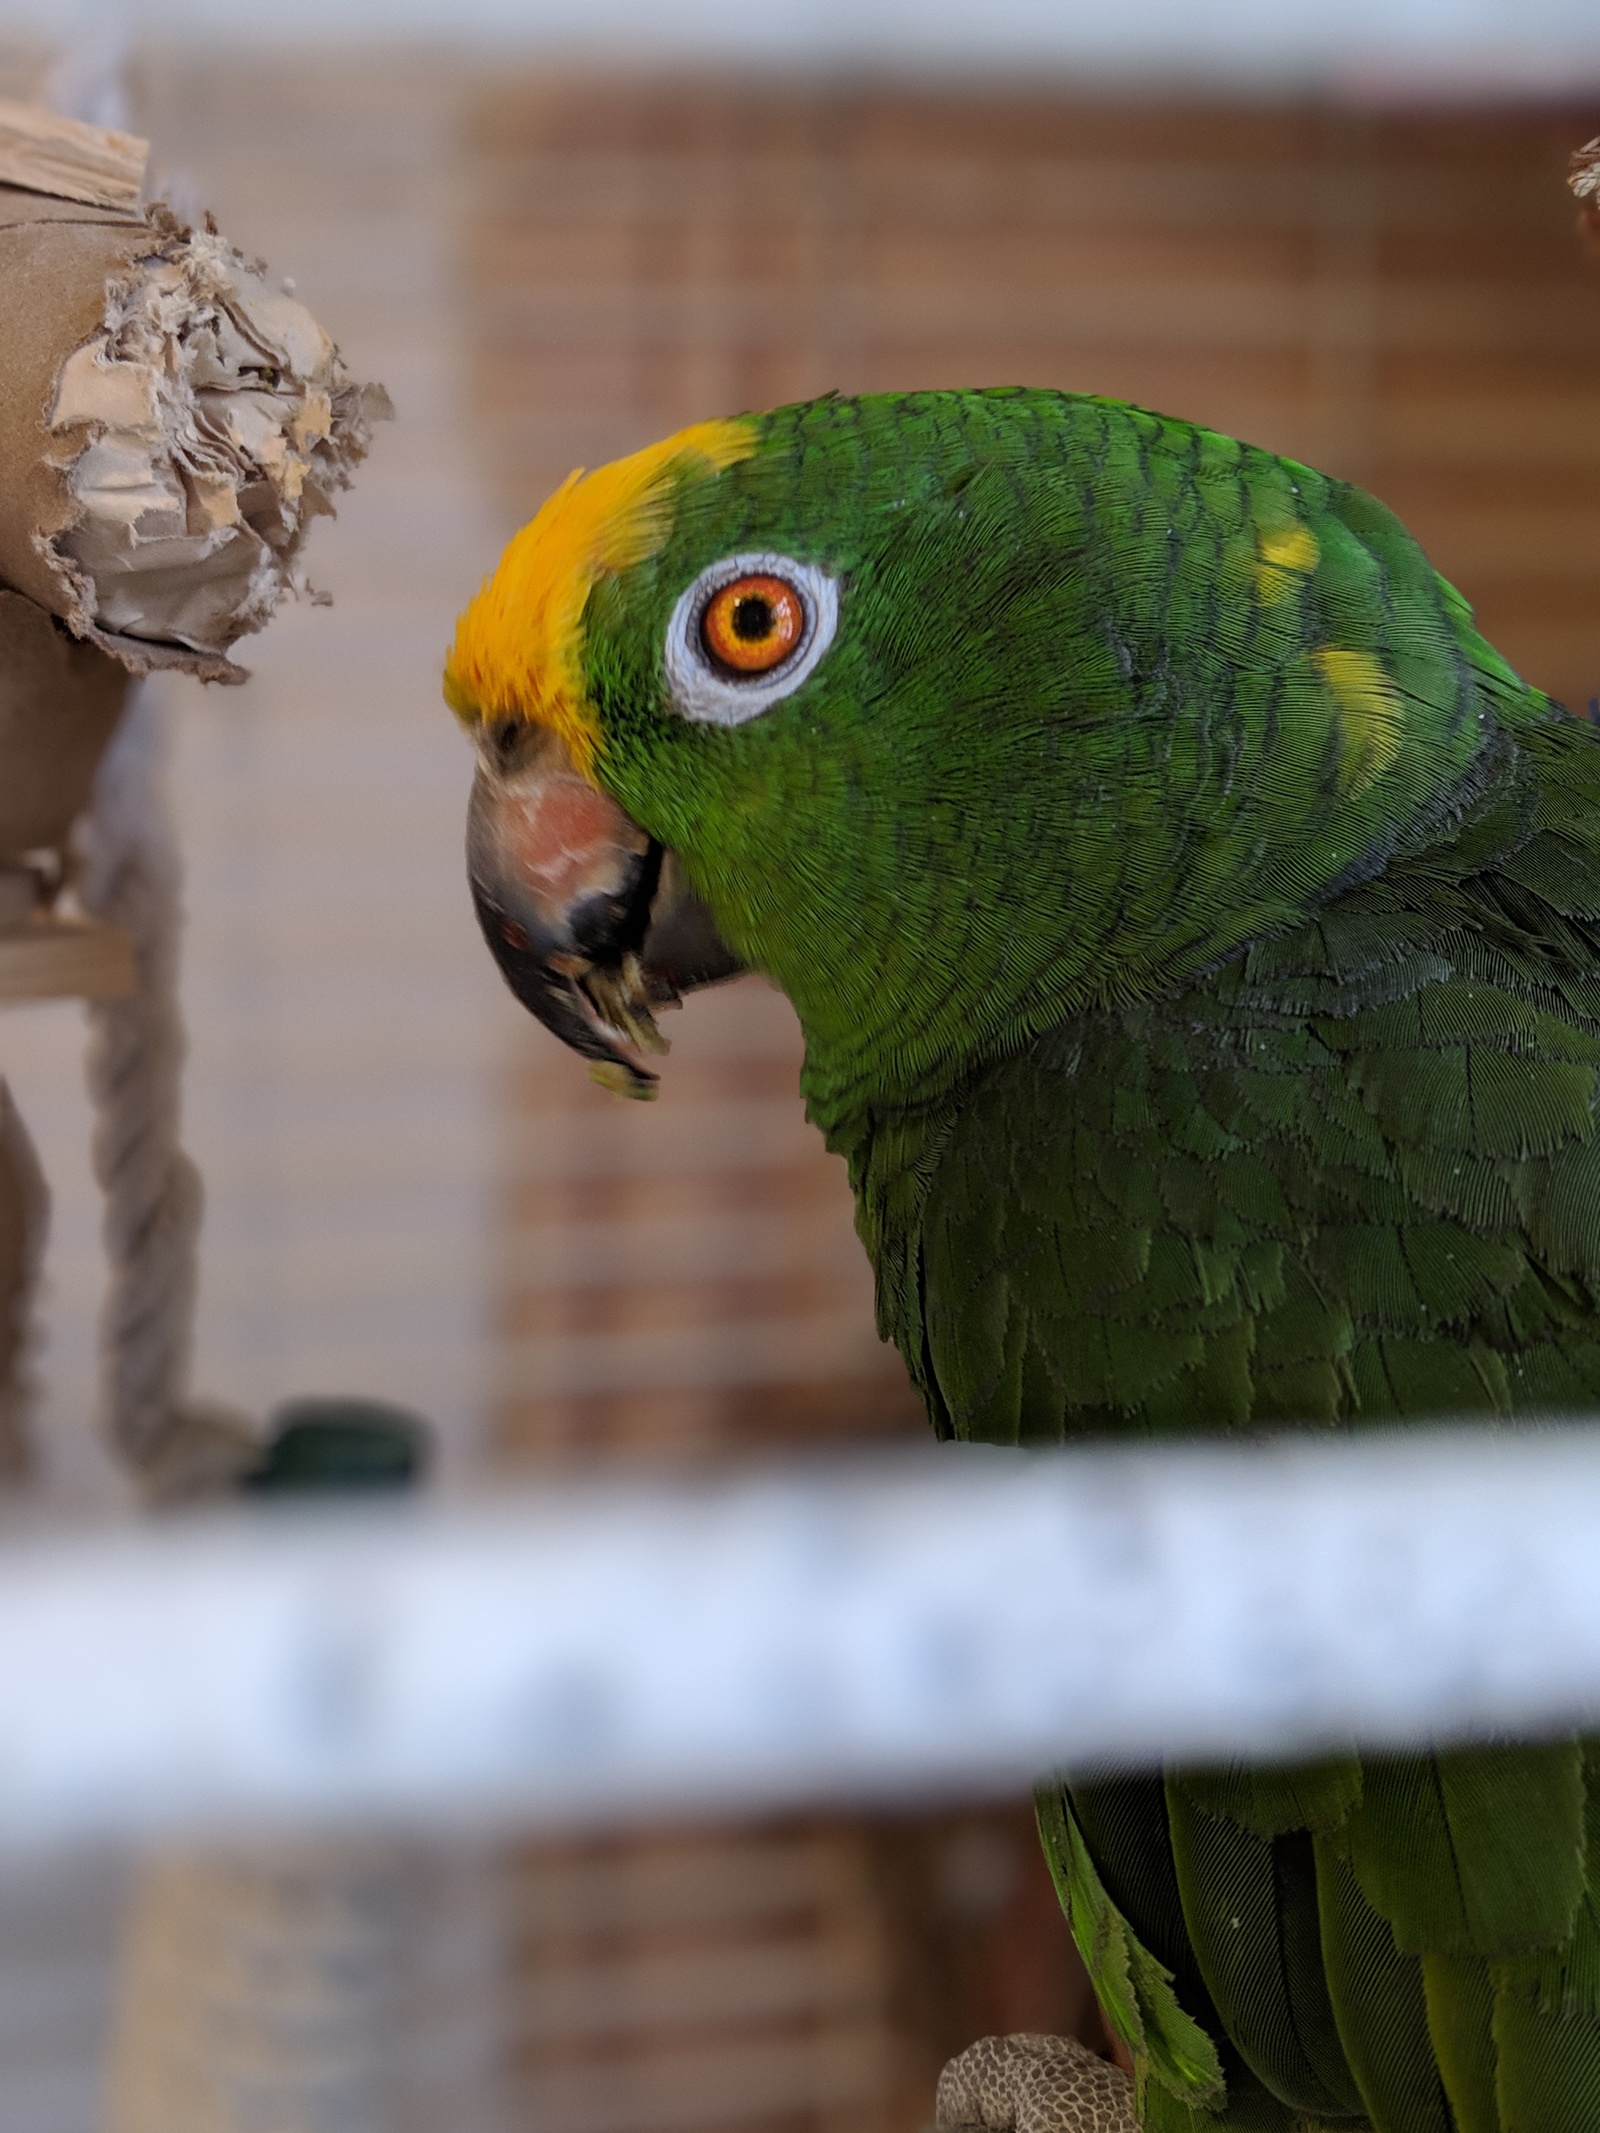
[467,730,744,1097]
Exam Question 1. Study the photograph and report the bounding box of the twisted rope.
[76,683,244,1494]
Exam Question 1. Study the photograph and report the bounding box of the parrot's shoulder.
[850,711,1600,1442]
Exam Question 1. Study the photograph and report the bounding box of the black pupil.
[731,595,775,641]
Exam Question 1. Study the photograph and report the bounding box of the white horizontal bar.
[63,1,1600,79]
[5,1426,1600,1847]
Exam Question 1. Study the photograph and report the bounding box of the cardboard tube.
[0,187,172,652]
[0,183,388,682]
[0,587,127,863]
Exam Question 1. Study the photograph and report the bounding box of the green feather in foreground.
[448,387,1600,2130]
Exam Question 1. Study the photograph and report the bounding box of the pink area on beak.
[501,770,643,909]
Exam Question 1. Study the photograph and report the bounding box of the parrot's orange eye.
[700,576,805,675]
[665,550,839,727]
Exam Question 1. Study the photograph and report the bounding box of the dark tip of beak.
[472,873,648,1073]
[467,748,742,1096]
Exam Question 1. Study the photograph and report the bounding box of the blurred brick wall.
[490,977,923,1467]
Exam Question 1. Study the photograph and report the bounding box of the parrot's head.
[446,391,1485,1124]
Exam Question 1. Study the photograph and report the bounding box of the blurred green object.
[245,1398,431,1495]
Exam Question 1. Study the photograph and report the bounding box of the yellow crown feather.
[444,416,758,778]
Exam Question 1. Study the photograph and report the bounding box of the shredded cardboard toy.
[0,98,388,682]
[48,224,389,662]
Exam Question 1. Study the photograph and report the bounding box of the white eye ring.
[664,551,839,727]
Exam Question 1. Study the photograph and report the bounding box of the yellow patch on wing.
[1316,646,1404,797]
[1254,522,1319,605]
[443,416,758,778]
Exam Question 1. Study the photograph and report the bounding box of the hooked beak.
[467,732,744,1097]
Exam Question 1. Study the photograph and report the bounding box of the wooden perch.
[0,97,148,211]
[0,915,134,1004]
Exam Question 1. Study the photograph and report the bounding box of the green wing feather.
[1315,1842,1453,2133]
[1166,1782,1364,2116]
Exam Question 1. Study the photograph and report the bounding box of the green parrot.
[445,388,1600,2133]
